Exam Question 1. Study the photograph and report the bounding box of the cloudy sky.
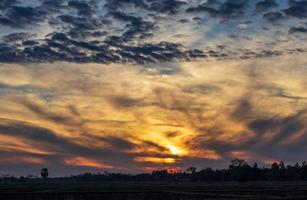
[1,0,307,176]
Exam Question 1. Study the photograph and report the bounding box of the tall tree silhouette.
[41,168,48,179]
[229,159,251,182]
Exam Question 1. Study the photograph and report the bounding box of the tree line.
[2,159,307,184]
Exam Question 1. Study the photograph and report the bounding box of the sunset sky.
[1,0,307,176]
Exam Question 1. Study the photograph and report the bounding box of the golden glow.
[167,145,183,156]
[134,157,177,164]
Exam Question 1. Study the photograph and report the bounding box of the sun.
[168,145,183,156]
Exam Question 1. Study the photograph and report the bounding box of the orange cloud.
[191,149,222,160]
[63,157,113,169]
[0,156,45,165]
[230,151,253,162]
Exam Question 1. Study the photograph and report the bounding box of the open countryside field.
[2,182,307,200]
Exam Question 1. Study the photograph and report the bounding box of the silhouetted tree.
[186,167,197,174]
[286,165,300,181]
[230,159,248,167]
[152,169,170,181]
[229,159,251,182]
[251,163,262,180]
[279,161,286,180]
[41,168,48,179]
[198,168,216,181]
[301,161,307,180]
[267,162,280,181]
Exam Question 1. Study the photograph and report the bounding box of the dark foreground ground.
[1,182,307,200]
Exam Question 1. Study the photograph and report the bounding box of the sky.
[1,0,307,177]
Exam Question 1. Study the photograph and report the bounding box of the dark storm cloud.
[289,26,307,34]
[0,43,21,62]
[104,0,148,10]
[186,5,220,16]
[219,0,249,20]
[255,0,278,12]
[185,0,220,13]
[56,14,104,30]
[67,1,94,16]
[0,30,205,64]
[105,0,187,14]
[147,0,187,14]
[1,32,34,43]
[0,6,47,28]
[186,0,249,20]
[283,0,307,19]
[0,0,19,10]
[262,12,284,22]
[40,0,67,8]
[37,0,68,13]
[109,11,157,41]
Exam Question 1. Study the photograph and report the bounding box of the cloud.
[186,5,220,16]
[289,26,307,34]
[186,0,248,20]
[67,1,95,16]
[0,119,141,172]
[0,0,19,10]
[109,11,157,42]
[108,95,144,108]
[283,0,307,18]
[2,32,35,43]
[262,12,284,22]
[63,157,113,169]
[0,6,47,28]
[105,0,187,14]
[0,156,45,165]
[20,100,81,126]
[0,120,86,153]
[255,0,278,12]
[0,0,306,64]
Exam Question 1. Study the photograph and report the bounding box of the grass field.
[1,182,307,200]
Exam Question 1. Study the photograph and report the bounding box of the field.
[1,182,307,200]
